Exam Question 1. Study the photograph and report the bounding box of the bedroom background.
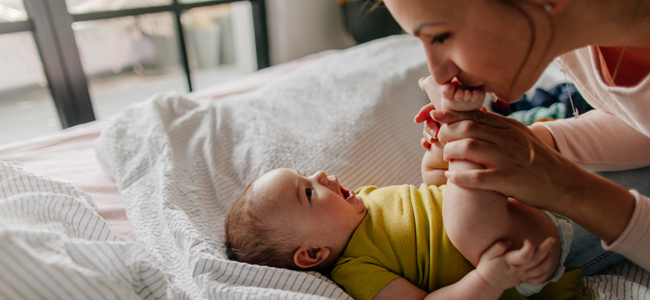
[0,0,379,146]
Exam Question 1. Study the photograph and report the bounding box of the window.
[0,0,268,145]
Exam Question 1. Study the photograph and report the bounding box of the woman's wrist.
[529,123,557,151]
[555,167,636,244]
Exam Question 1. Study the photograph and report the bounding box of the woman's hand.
[434,108,637,245]
[432,108,584,211]
[414,103,440,150]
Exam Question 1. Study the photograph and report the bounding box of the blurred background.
[0,0,402,145]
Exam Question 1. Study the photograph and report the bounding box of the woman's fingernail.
[426,133,434,143]
[429,129,436,140]
[432,110,445,119]
[419,77,426,83]
[444,171,452,178]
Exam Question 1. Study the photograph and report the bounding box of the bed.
[0,35,648,300]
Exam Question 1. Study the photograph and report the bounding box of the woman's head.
[383,0,558,102]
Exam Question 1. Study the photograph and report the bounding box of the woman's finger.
[414,103,435,123]
[425,120,440,141]
[421,137,431,150]
[432,109,520,130]
[442,134,531,171]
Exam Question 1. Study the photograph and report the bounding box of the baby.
[224,80,573,300]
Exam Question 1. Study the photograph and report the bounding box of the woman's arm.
[537,109,650,171]
[431,109,636,245]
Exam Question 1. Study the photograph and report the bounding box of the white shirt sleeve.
[602,190,650,271]
[540,109,650,172]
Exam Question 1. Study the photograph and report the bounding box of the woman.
[382,0,650,273]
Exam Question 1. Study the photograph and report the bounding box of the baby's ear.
[294,246,331,269]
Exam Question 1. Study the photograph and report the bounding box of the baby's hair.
[224,180,300,270]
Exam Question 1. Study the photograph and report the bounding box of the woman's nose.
[424,46,459,85]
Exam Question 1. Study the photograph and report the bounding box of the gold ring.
[525,134,535,164]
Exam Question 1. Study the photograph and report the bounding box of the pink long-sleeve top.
[540,46,650,271]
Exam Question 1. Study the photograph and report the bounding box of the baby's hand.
[440,81,485,111]
[476,238,556,291]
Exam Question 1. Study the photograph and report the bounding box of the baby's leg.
[442,159,562,280]
[439,83,561,282]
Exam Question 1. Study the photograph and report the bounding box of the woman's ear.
[294,246,331,269]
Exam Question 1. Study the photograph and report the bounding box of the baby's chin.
[356,196,368,216]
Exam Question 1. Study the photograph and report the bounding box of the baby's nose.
[314,171,329,185]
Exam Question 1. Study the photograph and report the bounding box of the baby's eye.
[431,33,450,44]
[305,188,313,202]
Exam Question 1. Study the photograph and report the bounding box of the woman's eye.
[431,33,450,44]
[305,188,313,201]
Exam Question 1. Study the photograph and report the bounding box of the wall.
[266,0,356,65]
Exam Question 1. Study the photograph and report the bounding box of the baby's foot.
[441,82,486,111]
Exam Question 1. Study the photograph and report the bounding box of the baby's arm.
[372,239,555,300]
[373,272,501,300]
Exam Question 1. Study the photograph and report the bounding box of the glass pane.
[0,0,28,22]
[66,0,171,14]
[73,12,188,119]
[181,2,257,91]
[0,32,60,146]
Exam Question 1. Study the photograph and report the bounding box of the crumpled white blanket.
[94,35,430,299]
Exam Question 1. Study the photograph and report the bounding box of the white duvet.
[1,35,648,300]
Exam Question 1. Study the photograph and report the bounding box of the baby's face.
[253,168,367,253]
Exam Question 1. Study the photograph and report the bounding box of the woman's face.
[384,0,554,102]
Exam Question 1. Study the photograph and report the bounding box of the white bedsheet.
[0,162,166,299]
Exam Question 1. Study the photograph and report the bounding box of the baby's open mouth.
[340,186,355,202]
